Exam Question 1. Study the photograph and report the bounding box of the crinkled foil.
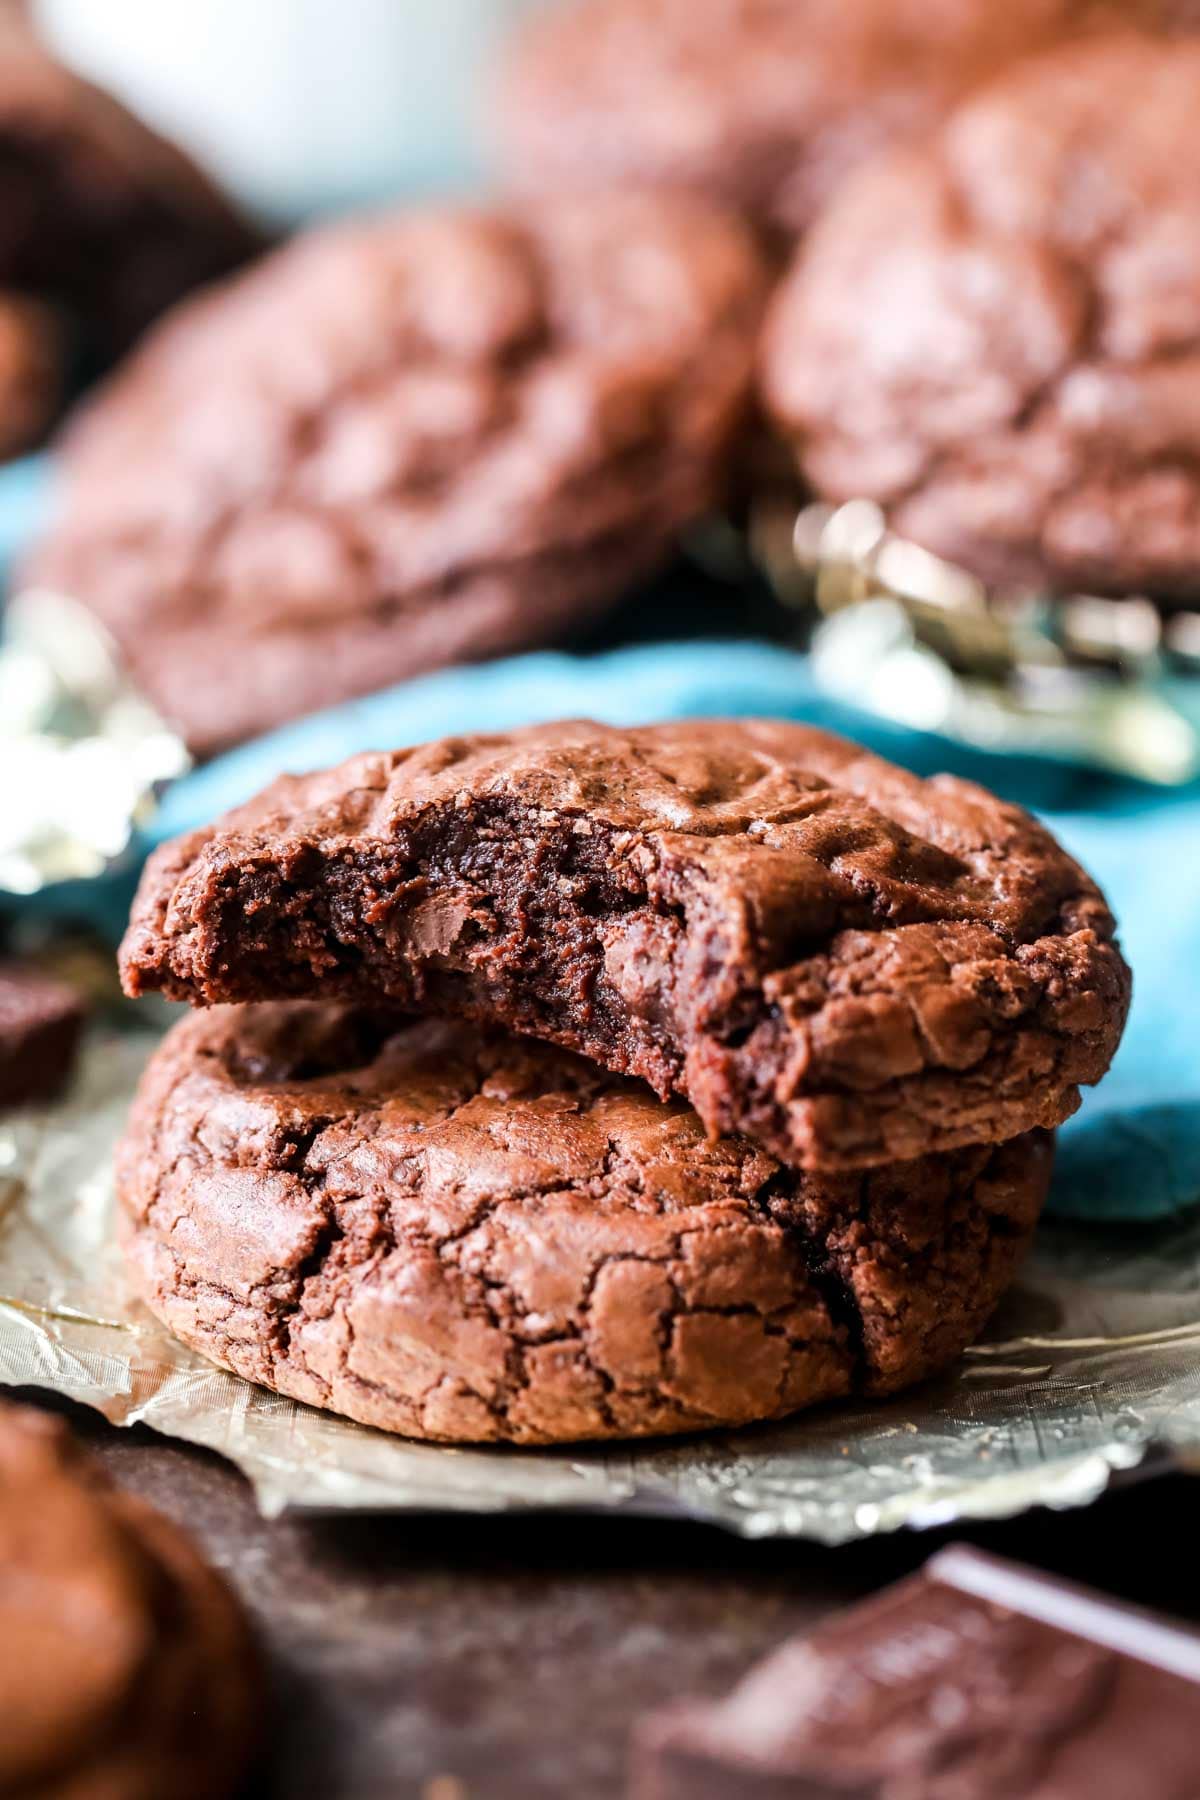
[0,590,189,894]
[749,497,1200,786]
[1,1028,1197,1538]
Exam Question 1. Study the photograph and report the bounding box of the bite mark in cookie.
[119,720,1129,1170]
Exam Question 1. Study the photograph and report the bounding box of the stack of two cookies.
[116,719,1130,1446]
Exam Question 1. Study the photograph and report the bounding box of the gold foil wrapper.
[0,1028,1196,1537]
[0,590,189,894]
[753,498,1200,787]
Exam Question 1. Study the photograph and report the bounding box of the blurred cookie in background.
[0,10,257,452]
[0,1399,261,1799]
[760,32,1200,600]
[116,1002,1053,1444]
[24,192,767,756]
[493,0,1189,243]
[0,291,61,460]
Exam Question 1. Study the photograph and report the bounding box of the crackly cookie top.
[494,0,1183,238]
[121,719,1129,1170]
[117,1003,1051,1442]
[762,31,1200,596]
[0,1401,259,1799]
[27,192,765,753]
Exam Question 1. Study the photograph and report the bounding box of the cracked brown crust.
[762,31,1200,596]
[0,1399,260,1800]
[116,1003,1052,1445]
[493,0,1187,240]
[119,719,1129,1171]
[0,16,256,361]
[26,192,766,755]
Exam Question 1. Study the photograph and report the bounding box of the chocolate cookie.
[761,32,1200,597]
[494,0,1182,241]
[0,960,85,1109]
[117,1002,1052,1444]
[0,16,256,360]
[0,1399,260,1799]
[26,194,766,755]
[118,719,1129,1172]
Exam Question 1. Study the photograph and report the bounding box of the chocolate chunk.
[631,1545,1200,1798]
[26,193,765,754]
[0,961,85,1110]
[762,31,1200,598]
[0,1399,261,1799]
[118,719,1130,1172]
[116,1002,1051,1444]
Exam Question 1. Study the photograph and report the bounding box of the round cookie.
[119,718,1130,1174]
[117,1003,1053,1445]
[761,31,1200,598]
[26,192,766,756]
[493,0,1187,241]
[0,15,256,361]
[0,1399,260,1799]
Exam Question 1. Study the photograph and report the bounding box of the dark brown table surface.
[14,1387,1199,1800]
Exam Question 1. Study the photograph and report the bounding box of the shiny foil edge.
[0,1031,1197,1536]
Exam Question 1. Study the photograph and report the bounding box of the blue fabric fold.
[148,640,1200,1226]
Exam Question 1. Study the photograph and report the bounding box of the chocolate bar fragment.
[630,1545,1200,1799]
[0,963,84,1110]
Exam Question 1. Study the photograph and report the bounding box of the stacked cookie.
[115,719,1129,1445]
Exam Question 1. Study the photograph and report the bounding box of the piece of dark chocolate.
[0,963,85,1110]
[630,1545,1200,1798]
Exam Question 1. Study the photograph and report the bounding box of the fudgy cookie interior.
[121,721,1129,1170]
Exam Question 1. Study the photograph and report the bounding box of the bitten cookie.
[0,16,255,359]
[117,1003,1053,1445]
[118,719,1129,1172]
[761,32,1200,597]
[0,961,85,1110]
[0,1400,260,1800]
[26,193,766,755]
[494,0,1185,240]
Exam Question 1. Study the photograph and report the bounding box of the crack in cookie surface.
[117,1002,1053,1445]
[120,720,1129,1172]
